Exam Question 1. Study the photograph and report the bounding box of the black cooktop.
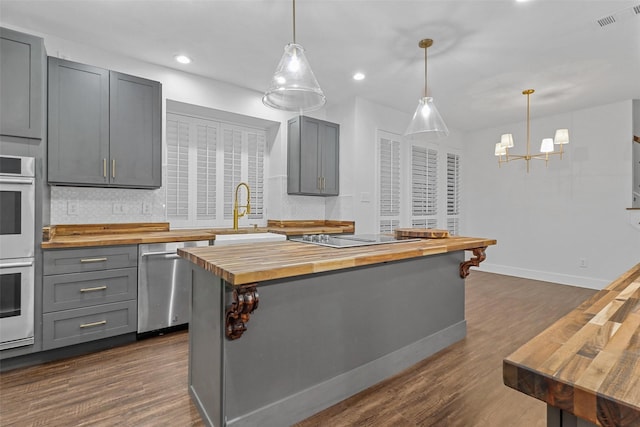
[290,234,420,248]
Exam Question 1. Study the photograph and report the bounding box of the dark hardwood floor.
[0,271,596,427]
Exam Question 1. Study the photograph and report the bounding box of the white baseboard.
[476,263,608,290]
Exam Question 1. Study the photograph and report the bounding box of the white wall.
[463,100,639,288]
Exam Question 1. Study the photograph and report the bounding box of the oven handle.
[0,260,34,269]
[0,177,34,185]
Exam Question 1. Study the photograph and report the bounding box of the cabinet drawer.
[43,267,137,313]
[44,246,137,275]
[42,300,136,350]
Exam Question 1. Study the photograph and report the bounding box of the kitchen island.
[503,262,640,427]
[178,236,496,427]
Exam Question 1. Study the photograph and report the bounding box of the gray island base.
[188,252,467,427]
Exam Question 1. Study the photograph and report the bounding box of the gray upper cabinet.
[0,27,44,139]
[288,116,339,196]
[48,58,161,188]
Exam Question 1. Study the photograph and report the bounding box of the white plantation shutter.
[196,123,217,220]
[223,126,242,220]
[411,145,438,227]
[165,112,267,228]
[166,116,189,220]
[412,218,438,228]
[446,152,461,235]
[247,131,265,219]
[379,135,401,233]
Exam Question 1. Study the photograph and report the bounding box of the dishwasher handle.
[140,250,181,259]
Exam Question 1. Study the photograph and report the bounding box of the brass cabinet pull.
[80,257,108,263]
[80,285,107,293]
[103,158,107,178]
[112,159,116,178]
[80,320,107,328]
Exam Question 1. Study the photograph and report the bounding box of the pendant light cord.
[526,92,530,156]
[292,0,296,44]
[424,46,428,98]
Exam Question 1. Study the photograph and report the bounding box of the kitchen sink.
[212,232,286,246]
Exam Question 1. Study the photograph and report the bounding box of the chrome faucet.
[233,182,251,230]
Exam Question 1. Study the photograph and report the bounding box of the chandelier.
[495,89,569,172]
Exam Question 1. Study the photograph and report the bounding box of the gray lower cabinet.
[42,246,137,350]
[288,115,339,196]
[0,27,44,139]
[48,57,161,188]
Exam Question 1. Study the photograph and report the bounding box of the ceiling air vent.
[597,15,616,27]
[595,4,640,27]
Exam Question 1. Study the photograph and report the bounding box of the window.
[375,130,462,235]
[411,145,438,228]
[446,152,461,235]
[378,132,401,233]
[166,113,266,228]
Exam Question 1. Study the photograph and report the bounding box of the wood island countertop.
[503,262,640,427]
[41,220,355,249]
[177,236,496,285]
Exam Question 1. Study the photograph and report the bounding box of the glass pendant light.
[404,39,449,139]
[263,0,326,112]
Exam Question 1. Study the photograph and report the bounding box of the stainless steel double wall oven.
[0,155,36,350]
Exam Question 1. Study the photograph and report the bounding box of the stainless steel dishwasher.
[137,240,211,334]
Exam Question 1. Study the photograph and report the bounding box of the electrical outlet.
[113,203,125,214]
[579,258,588,268]
[142,202,152,215]
[67,200,79,215]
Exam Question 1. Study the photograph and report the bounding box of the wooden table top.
[177,236,496,285]
[503,262,640,427]
[41,221,355,249]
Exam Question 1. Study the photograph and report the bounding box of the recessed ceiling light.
[174,54,192,64]
[353,72,365,81]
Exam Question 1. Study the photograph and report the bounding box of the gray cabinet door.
[320,121,339,196]
[300,116,322,194]
[109,71,162,188]
[287,115,339,196]
[48,57,109,185]
[0,27,43,139]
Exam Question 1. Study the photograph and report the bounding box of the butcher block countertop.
[503,262,640,427]
[177,236,496,285]
[41,220,355,249]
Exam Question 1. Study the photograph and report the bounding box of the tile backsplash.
[49,178,331,226]
[50,186,166,225]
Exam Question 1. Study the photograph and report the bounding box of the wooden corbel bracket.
[225,284,259,340]
[459,247,487,278]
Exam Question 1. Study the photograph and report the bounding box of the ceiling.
[1,0,639,132]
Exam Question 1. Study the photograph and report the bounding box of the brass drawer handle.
[112,159,116,178]
[103,158,107,178]
[80,320,107,328]
[80,257,108,263]
[80,286,107,293]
